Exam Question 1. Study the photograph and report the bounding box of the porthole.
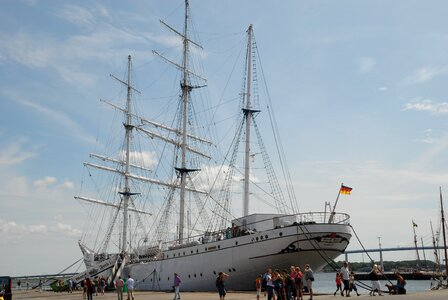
[279,232,283,237]
[168,277,170,281]
[196,249,199,253]
[260,236,263,240]
[188,274,191,278]
[218,245,221,249]
[213,271,216,275]
[256,237,259,241]
[194,274,197,278]
[191,250,193,254]
[235,241,238,245]
[158,278,161,281]
[183,252,185,255]
[265,235,268,239]
[205,247,208,251]
[200,273,203,277]
[228,268,232,272]
[150,279,152,282]
[232,268,236,272]
[167,255,169,258]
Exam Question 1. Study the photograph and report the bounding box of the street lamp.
[378,237,384,271]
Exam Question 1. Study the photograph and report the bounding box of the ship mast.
[412,219,421,269]
[177,0,190,244]
[121,55,133,253]
[242,24,259,217]
[440,187,448,279]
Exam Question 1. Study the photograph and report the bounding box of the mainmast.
[242,24,259,217]
[177,0,190,244]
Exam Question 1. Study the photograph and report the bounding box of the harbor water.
[313,272,432,294]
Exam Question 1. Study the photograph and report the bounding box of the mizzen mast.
[242,24,260,217]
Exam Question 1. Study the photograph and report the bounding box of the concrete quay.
[10,289,448,300]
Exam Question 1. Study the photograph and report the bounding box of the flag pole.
[329,183,343,223]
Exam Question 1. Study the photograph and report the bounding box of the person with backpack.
[216,272,229,300]
[304,264,314,300]
[273,270,286,300]
[282,269,293,300]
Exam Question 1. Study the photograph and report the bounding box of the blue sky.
[1,0,448,276]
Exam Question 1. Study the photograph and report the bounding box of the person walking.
[255,274,263,300]
[38,279,43,293]
[304,264,314,300]
[340,261,351,297]
[173,273,182,300]
[85,278,94,300]
[100,276,106,295]
[369,264,383,296]
[216,272,229,300]
[349,271,360,296]
[126,275,135,300]
[115,276,124,300]
[333,273,343,296]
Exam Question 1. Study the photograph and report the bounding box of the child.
[334,272,343,296]
[349,271,360,296]
[255,274,263,300]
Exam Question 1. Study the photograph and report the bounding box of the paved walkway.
[11,289,448,299]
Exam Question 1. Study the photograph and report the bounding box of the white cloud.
[118,150,158,169]
[403,98,448,114]
[403,66,446,84]
[33,176,57,188]
[377,87,388,91]
[56,4,95,26]
[0,140,36,166]
[59,180,75,189]
[4,90,98,145]
[54,222,82,237]
[0,219,81,240]
[355,57,376,73]
[0,32,53,68]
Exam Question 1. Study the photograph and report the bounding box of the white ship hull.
[124,222,351,291]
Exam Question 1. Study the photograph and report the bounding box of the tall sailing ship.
[73,0,352,291]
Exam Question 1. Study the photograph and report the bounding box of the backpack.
[274,278,283,289]
[216,277,223,289]
[262,276,267,289]
[285,275,293,287]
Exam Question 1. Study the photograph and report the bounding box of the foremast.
[75,55,151,256]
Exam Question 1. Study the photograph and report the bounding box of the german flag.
[340,185,352,195]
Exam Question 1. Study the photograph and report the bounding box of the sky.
[1,0,448,276]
